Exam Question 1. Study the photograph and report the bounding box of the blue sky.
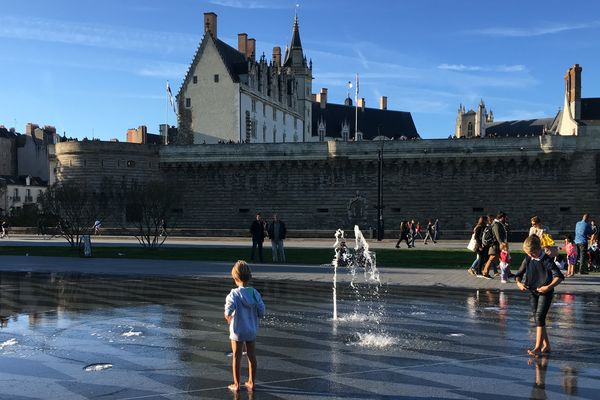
[1,0,599,140]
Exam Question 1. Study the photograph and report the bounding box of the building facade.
[0,175,46,216]
[0,126,18,176]
[176,13,312,145]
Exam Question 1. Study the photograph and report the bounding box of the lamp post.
[377,127,384,241]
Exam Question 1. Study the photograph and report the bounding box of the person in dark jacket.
[481,212,508,279]
[395,221,412,248]
[250,213,267,262]
[515,235,564,357]
[267,214,287,263]
[468,216,487,276]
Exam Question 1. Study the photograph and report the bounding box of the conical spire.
[284,14,304,67]
[290,14,302,49]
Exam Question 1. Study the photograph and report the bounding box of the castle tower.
[283,14,312,141]
[455,104,464,137]
[475,99,486,137]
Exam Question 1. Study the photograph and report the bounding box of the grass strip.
[0,245,527,269]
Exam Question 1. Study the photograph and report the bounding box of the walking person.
[395,220,412,248]
[224,260,266,392]
[0,218,7,239]
[93,219,102,235]
[250,213,267,262]
[468,216,486,276]
[423,220,436,244]
[574,214,593,274]
[515,235,564,357]
[409,220,417,248]
[481,212,508,279]
[267,214,287,263]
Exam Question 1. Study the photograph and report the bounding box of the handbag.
[467,233,478,252]
[540,232,555,247]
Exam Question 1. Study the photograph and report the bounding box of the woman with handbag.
[529,216,558,257]
[467,216,487,276]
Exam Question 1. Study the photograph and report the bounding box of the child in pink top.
[499,242,511,283]
[563,234,577,277]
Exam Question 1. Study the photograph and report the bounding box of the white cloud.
[0,15,199,53]
[495,110,552,121]
[208,0,290,9]
[473,21,600,37]
[438,64,527,73]
[137,63,188,78]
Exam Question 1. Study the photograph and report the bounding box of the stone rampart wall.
[55,136,600,236]
[54,141,160,187]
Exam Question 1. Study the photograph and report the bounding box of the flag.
[355,73,359,101]
[166,81,177,114]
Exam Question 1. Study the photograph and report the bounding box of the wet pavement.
[1,271,600,399]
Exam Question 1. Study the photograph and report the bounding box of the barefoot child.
[225,260,266,392]
[563,234,577,277]
[515,235,564,357]
[499,242,511,283]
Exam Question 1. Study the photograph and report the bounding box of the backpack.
[481,224,496,247]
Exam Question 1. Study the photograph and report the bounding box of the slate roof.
[581,98,600,120]
[311,101,419,140]
[0,127,18,139]
[178,34,249,98]
[485,118,553,137]
[213,38,248,82]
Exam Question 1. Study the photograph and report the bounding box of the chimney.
[272,46,281,67]
[247,38,256,60]
[26,123,38,136]
[238,33,248,57]
[317,88,328,109]
[380,96,388,110]
[565,64,582,119]
[358,98,365,111]
[204,12,217,38]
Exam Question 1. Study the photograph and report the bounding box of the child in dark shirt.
[515,235,564,357]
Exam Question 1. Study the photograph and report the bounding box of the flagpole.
[165,81,169,145]
[355,73,359,141]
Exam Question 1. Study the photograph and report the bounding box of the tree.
[39,182,110,248]
[119,179,179,249]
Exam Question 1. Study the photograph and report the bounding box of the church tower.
[475,99,486,137]
[283,14,312,141]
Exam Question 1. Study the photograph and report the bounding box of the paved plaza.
[0,269,599,399]
[2,237,600,399]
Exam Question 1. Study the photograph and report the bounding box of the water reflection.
[529,356,549,400]
[562,365,578,396]
[0,271,599,399]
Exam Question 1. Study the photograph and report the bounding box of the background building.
[456,64,600,138]
[0,126,18,176]
[312,90,419,141]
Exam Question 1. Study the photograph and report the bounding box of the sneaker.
[494,271,501,277]
[482,274,492,280]
[501,279,508,283]
[467,268,476,276]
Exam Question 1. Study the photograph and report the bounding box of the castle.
[175,12,418,144]
[25,11,600,237]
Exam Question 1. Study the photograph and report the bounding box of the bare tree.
[119,179,179,249]
[39,182,110,248]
